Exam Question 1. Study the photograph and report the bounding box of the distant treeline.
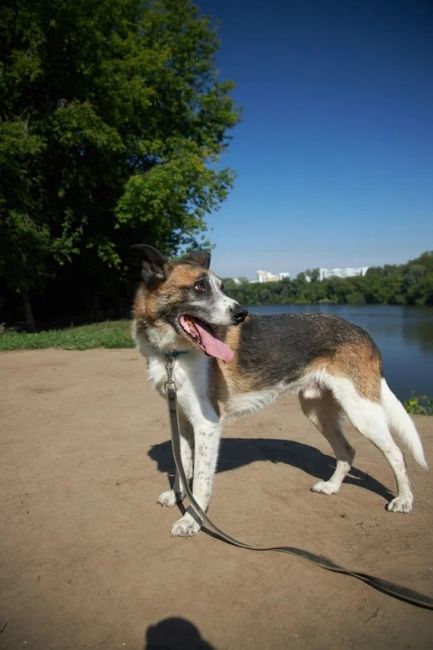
[223,251,433,306]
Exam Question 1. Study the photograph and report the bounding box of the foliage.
[0,0,240,327]
[224,251,433,307]
[404,394,433,416]
[0,320,132,350]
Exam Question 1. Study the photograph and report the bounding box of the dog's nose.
[232,305,248,324]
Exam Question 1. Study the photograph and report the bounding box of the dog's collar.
[169,350,189,359]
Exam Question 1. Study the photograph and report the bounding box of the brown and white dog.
[132,245,427,536]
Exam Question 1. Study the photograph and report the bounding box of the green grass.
[0,320,134,351]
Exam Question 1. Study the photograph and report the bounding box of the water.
[248,304,433,401]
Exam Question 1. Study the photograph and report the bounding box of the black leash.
[164,355,433,610]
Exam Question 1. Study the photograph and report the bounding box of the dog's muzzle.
[231,305,248,324]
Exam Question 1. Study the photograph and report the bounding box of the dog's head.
[132,244,248,361]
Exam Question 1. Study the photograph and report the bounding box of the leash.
[164,355,433,610]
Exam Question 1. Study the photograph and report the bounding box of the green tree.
[221,278,238,293]
[222,251,433,307]
[0,0,240,327]
[304,268,320,282]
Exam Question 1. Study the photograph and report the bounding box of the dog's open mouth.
[179,315,233,363]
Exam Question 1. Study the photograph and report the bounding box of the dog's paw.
[171,513,201,537]
[157,490,179,507]
[387,495,413,513]
[311,480,339,495]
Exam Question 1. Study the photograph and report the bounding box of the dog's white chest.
[147,355,167,390]
[145,351,210,403]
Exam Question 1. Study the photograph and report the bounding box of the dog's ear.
[130,244,168,289]
[184,250,211,269]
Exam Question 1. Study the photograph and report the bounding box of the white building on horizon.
[256,270,290,283]
[319,266,369,281]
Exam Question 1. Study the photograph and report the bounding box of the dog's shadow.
[148,437,394,500]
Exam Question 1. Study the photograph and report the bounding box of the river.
[248,304,433,401]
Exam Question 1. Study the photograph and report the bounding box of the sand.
[1,349,433,649]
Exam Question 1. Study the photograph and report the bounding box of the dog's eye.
[194,281,207,293]
[221,283,225,292]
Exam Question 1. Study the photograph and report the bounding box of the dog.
[132,245,427,536]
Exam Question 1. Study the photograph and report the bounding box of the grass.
[0,320,134,351]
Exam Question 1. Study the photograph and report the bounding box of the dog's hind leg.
[330,377,413,512]
[157,411,194,508]
[299,388,355,495]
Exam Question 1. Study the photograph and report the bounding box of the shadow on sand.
[145,616,215,649]
[148,437,393,501]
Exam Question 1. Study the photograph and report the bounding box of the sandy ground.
[1,349,433,650]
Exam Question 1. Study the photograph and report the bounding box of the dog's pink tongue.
[194,320,234,363]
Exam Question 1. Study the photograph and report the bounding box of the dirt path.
[1,349,432,649]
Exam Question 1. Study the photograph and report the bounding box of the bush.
[404,394,433,416]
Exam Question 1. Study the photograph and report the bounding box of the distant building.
[256,270,290,283]
[257,270,278,283]
[319,266,369,281]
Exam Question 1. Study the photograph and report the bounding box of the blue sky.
[196,0,433,279]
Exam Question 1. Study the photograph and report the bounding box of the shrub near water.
[404,395,433,416]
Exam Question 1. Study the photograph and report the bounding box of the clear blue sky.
[196,0,433,279]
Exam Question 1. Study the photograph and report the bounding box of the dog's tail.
[381,379,428,468]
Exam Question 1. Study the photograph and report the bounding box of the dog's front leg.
[171,399,221,537]
[158,411,193,507]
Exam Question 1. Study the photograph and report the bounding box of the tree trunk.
[87,290,103,322]
[22,288,36,332]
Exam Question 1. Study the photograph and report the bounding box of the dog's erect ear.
[130,244,168,289]
[184,250,211,269]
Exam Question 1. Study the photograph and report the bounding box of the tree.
[220,251,433,307]
[221,278,238,293]
[0,0,240,327]
[305,268,320,282]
